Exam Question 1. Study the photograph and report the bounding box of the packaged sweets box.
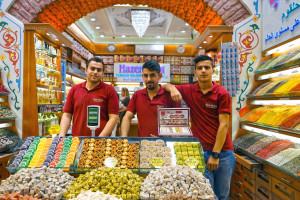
[158,108,193,137]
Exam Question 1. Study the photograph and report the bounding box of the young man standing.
[163,55,235,200]
[121,59,179,137]
[59,57,119,137]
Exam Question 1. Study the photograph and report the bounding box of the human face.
[85,61,104,84]
[194,60,215,83]
[142,68,162,91]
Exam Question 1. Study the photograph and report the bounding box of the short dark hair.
[194,55,214,69]
[142,59,160,74]
[86,57,105,71]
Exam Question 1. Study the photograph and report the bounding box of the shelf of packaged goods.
[35,45,59,57]
[36,63,60,74]
[240,121,300,138]
[37,84,62,91]
[254,63,300,76]
[236,148,300,182]
[66,72,87,80]
[38,104,63,113]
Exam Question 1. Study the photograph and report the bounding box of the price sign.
[48,125,61,135]
[104,157,118,168]
[185,158,199,168]
[150,158,164,168]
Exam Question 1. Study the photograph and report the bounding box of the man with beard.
[121,59,179,137]
[59,57,119,137]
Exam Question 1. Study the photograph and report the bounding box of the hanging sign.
[150,158,164,168]
[185,158,199,168]
[48,125,61,135]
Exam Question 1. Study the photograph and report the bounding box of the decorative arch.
[8,0,251,33]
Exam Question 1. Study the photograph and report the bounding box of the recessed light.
[62,44,65,46]
[181,29,186,33]
[96,26,101,30]
[203,41,207,43]
[100,34,104,37]
[55,38,59,41]
[185,23,189,26]
[46,33,51,36]
[121,35,126,38]
[209,35,213,38]
[90,17,96,22]
[199,46,202,48]
[157,36,160,38]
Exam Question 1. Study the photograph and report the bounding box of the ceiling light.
[122,35,126,38]
[55,38,59,41]
[265,38,300,56]
[46,33,51,36]
[100,34,104,37]
[203,41,207,43]
[199,46,202,48]
[90,17,96,22]
[62,44,65,46]
[209,35,213,38]
[131,10,150,37]
[157,36,160,38]
[181,29,186,33]
[96,26,101,30]
[185,23,189,26]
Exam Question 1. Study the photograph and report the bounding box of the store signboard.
[262,1,300,51]
[114,63,170,82]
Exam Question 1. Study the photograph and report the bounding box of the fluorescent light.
[90,17,96,22]
[100,34,104,37]
[257,67,300,80]
[121,35,126,38]
[265,38,300,56]
[96,26,101,30]
[157,36,160,38]
[250,99,300,106]
[55,38,59,41]
[62,44,65,46]
[46,33,51,36]
[68,24,91,43]
[185,23,189,26]
[0,122,12,128]
[181,29,186,33]
[209,35,213,38]
[203,41,207,43]
[199,46,202,48]
[242,125,300,143]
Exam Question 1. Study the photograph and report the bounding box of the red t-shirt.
[176,82,233,151]
[127,85,180,137]
[63,81,119,136]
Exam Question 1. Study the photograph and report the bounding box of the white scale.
[87,105,100,137]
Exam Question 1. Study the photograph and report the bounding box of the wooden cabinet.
[0,154,11,181]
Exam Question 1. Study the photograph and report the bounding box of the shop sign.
[150,158,164,168]
[185,158,199,168]
[48,125,61,135]
[263,1,300,50]
[104,157,118,168]
[114,63,170,82]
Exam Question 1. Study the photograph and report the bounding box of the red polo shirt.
[127,85,180,137]
[176,82,233,151]
[64,81,119,136]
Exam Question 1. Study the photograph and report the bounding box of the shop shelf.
[37,84,62,91]
[0,91,10,96]
[236,148,300,181]
[254,60,300,75]
[35,45,59,57]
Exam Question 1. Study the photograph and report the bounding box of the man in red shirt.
[163,55,235,200]
[59,57,119,137]
[121,59,179,137]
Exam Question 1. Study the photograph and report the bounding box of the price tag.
[185,158,199,168]
[151,158,164,168]
[104,157,118,168]
[48,125,61,135]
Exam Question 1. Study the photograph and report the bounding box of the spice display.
[267,148,300,166]
[0,167,74,199]
[265,80,287,94]
[280,156,300,174]
[245,107,270,122]
[274,77,300,94]
[246,137,280,154]
[69,190,122,200]
[248,82,270,95]
[258,54,289,72]
[280,111,300,128]
[0,104,17,121]
[263,108,291,125]
[293,123,300,129]
[0,193,41,200]
[256,108,288,124]
[77,138,139,169]
[64,168,143,199]
[173,142,204,168]
[233,132,261,147]
[238,134,267,150]
[274,49,300,66]
[0,136,13,148]
[140,139,171,169]
[140,165,214,200]
[255,81,281,95]
[256,140,294,159]
[272,108,299,126]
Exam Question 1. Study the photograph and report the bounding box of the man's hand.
[150,134,157,137]
[207,156,219,171]
[170,86,182,102]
